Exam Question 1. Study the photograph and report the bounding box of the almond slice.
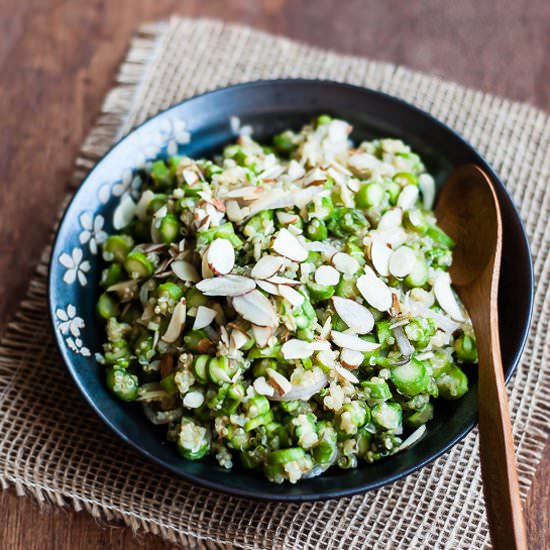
[272,228,308,262]
[310,339,331,351]
[330,330,381,352]
[252,325,273,348]
[397,184,420,210]
[398,424,427,451]
[195,275,255,296]
[320,316,332,339]
[256,279,280,296]
[340,348,364,369]
[171,260,200,283]
[331,252,360,275]
[267,275,300,286]
[248,189,295,218]
[278,285,305,307]
[276,211,299,226]
[183,391,205,409]
[192,305,217,330]
[389,246,416,278]
[223,186,262,200]
[225,200,250,223]
[251,255,284,279]
[232,290,278,327]
[253,376,275,397]
[266,368,292,396]
[314,265,340,286]
[113,193,136,230]
[331,296,374,334]
[207,238,235,275]
[201,253,214,279]
[135,190,155,221]
[305,241,339,256]
[433,272,465,322]
[378,207,403,230]
[281,339,314,360]
[230,327,250,350]
[419,173,436,210]
[334,364,359,384]
[370,240,393,277]
[357,267,393,311]
[162,299,187,343]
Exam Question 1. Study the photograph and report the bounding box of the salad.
[96,116,478,483]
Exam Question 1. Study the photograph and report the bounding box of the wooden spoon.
[436,164,527,550]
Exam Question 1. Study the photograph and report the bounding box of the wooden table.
[0,1,548,548]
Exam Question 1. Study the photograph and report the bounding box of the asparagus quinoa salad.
[96,116,478,484]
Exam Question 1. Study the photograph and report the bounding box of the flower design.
[66,336,91,357]
[161,117,191,156]
[56,304,84,336]
[79,212,107,254]
[56,305,91,356]
[59,248,91,286]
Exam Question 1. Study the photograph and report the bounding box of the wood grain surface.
[0,0,548,548]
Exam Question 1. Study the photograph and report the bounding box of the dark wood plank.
[0,0,548,548]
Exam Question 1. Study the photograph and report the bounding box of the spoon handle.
[478,293,528,549]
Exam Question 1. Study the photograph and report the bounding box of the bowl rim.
[48,78,535,501]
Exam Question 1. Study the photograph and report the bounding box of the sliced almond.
[433,272,465,322]
[113,193,136,230]
[371,227,408,249]
[281,339,314,360]
[278,285,305,307]
[334,364,359,384]
[267,275,300,286]
[266,368,292,396]
[340,348,364,369]
[135,190,155,221]
[206,238,235,275]
[330,330,381,352]
[389,246,416,278]
[317,349,337,369]
[232,290,278,327]
[310,339,331,352]
[392,325,414,357]
[211,302,225,325]
[331,252,360,275]
[201,253,214,279]
[195,275,255,296]
[225,200,250,223]
[378,207,403,230]
[230,327,249,350]
[398,424,427,451]
[292,186,318,209]
[162,299,187,343]
[183,390,205,409]
[287,160,305,180]
[370,240,393,277]
[357,267,393,311]
[171,260,200,283]
[320,316,332,339]
[331,296,374,334]
[397,184,420,210]
[253,376,275,397]
[272,228,308,262]
[314,265,340,286]
[223,186,262,200]
[305,241,339,256]
[276,211,299,226]
[256,279,280,296]
[192,305,217,330]
[182,168,199,186]
[251,255,284,279]
[248,189,295,218]
[252,324,273,348]
[419,173,436,210]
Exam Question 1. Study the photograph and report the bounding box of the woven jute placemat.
[1,17,549,550]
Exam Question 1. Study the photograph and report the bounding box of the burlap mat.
[1,17,549,550]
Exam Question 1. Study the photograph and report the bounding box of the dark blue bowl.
[49,80,533,501]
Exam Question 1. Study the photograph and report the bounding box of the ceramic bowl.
[49,80,533,500]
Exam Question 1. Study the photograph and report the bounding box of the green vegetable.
[305,218,328,241]
[124,251,154,279]
[356,182,385,208]
[390,359,430,396]
[436,366,469,399]
[106,367,139,401]
[97,292,119,319]
[454,333,478,363]
[102,235,134,263]
[159,213,181,244]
